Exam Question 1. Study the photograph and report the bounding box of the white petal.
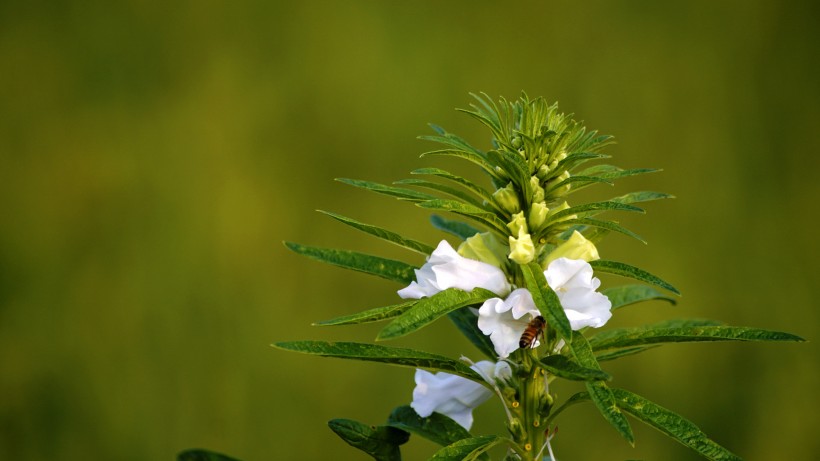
[544,258,613,331]
[409,364,493,430]
[478,294,539,358]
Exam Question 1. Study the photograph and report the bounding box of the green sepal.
[177,449,242,461]
[595,345,659,362]
[430,435,505,461]
[537,354,612,381]
[313,301,418,326]
[571,332,634,445]
[448,307,498,359]
[272,341,481,382]
[430,214,482,240]
[387,405,473,447]
[520,262,572,341]
[377,288,497,341]
[602,284,677,311]
[327,418,409,461]
[318,210,435,255]
[284,242,416,284]
[589,322,805,351]
[612,388,743,461]
[574,218,646,244]
[590,260,681,295]
[417,199,509,236]
[336,178,437,202]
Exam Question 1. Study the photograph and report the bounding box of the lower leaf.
[328,418,409,461]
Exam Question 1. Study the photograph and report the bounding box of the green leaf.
[552,152,611,174]
[318,210,435,255]
[612,388,743,461]
[578,165,661,181]
[487,149,531,195]
[417,199,509,236]
[447,307,498,359]
[377,288,497,341]
[520,262,572,341]
[571,333,634,445]
[419,125,488,157]
[314,301,418,326]
[590,260,680,295]
[545,174,613,194]
[420,149,499,180]
[328,418,409,461]
[595,345,659,362]
[394,178,486,209]
[387,405,473,447]
[411,168,496,205]
[589,323,806,351]
[284,242,416,284]
[545,391,591,426]
[610,191,675,205]
[574,218,646,244]
[538,354,612,381]
[549,201,644,221]
[602,284,677,310]
[430,435,505,461]
[430,214,482,240]
[272,341,482,382]
[336,178,437,202]
[177,449,242,461]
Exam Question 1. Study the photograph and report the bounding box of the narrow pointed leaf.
[387,405,473,447]
[521,262,572,341]
[550,201,644,221]
[553,152,611,174]
[571,333,634,445]
[612,388,742,461]
[284,242,416,284]
[420,149,499,179]
[336,178,437,202]
[589,323,805,351]
[577,165,661,180]
[545,174,613,194]
[610,191,675,205]
[538,354,612,381]
[602,284,677,310]
[448,307,497,359]
[395,178,486,208]
[377,288,496,341]
[177,449,242,461]
[430,214,482,240]
[328,418,409,461]
[272,341,482,382]
[595,345,660,362]
[546,391,591,426]
[430,435,504,461]
[419,126,487,157]
[417,199,509,235]
[410,167,498,209]
[575,218,646,244]
[314,301,418,326]
[318,211,435,255]
[590,260,680,295]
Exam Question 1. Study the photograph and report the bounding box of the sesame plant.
[180,94,803,461]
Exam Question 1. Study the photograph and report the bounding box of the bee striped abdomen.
[519,315,546,349]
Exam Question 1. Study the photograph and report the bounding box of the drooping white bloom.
[477,258,612,358]
[410,361,496,430]
[398,240,511,299]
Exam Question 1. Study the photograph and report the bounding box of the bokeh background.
[1,1,818,460]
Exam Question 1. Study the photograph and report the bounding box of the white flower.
[410,361,496,430]
[477,258,612,358]
[398,240,511,299]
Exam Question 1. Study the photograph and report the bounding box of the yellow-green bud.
[537,164,550,180]
[544,230,600,266]
[458,232,508,269]
[506,211,528,236]
[508,230,535,265]
[493,182,521,214]
[529,176,545,203]
[511,136,522,149]
[528,202,549,231]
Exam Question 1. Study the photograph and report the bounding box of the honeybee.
[519,315,546,349]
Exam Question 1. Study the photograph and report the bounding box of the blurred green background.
[1,1,817,460]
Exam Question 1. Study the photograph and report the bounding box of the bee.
[519,315,546,349]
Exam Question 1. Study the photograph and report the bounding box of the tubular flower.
[398,240,511,299]
[410,361,497,430]
[477,258,612,358]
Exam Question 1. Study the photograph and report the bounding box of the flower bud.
[508,231,535,265]
[493,182,521,214]
[529,176,545,203]
[528,202,549,231]
[536,164,550,180]
[544,230,600,266]
[506,211,528,236]
[458,232,508,269]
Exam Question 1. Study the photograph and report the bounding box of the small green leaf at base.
[430,435,505,461]
[612,388,743,461]
[448,307,498,359]
[177,449,242,461]
[538,354,612,381]
[430,214,482,240]
[387,405,473,447]
[328,418,409,461]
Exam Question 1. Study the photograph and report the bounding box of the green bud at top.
[511,136,522,149]
[536,164,550,181]
[544,230,600,266]
[528,202,549,231]
[493,182,521,214]
[458,232,508,269]
[529,176,545,203]
[506,211,528,236]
